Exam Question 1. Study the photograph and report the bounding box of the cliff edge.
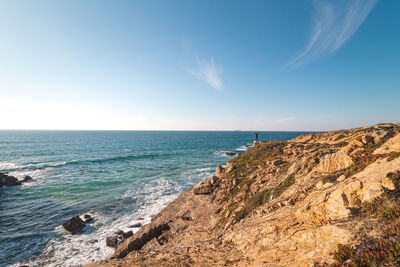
[86,123,400,266]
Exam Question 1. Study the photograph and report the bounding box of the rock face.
[316,153,353,174]
[193,180,213,195]
[106,236,118,247]
[62,216,86,234]
[85,123,400,267]
[0,173,21,186]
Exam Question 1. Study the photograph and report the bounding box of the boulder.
[137,217,144,220]
[209,175,219,185]
[106,236,118,247]
[316,153,353,174]
[215,165,225,177]
[0,172,21,187]
[62,216,85,234]
[21,175,34,182]
[193,180,213,195]
[382,176,396,190]
[129,223,142,228]
[224,151,237,156]
[114,229,124,236]
[361,135,374,145]
[122,231,133,239]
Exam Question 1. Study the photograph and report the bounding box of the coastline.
[86,123,400,266]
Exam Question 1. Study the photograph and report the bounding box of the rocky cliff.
[86,123,400,266]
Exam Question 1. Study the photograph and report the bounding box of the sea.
[0,130,308,267]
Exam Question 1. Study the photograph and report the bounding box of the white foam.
[0,161,20,171]
[235,145,248,151]
[15,177,183,267]
[122,149,131,152]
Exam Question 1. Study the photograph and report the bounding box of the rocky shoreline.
[83,123,400,266]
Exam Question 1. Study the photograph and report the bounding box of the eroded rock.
[0,173,21,187]
[106,236,118,247]
[316,153,353,174]
[62,216,85,234]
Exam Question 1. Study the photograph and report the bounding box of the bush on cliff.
[235,173,295,220]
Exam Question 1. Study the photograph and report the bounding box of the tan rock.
[382,176,395,190]
[85,124,400,267]
[316,153,353,174]
[361,135,374,145]
[337,175,346,182]
[322,182,334,189]
[215,165,224,177]
[193,180,213,194]
[374,133,400,154]
[315,180,323,189]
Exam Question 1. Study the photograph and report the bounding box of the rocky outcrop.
[0,173,21,186]
[0,173,36,187]
[106,236,118,247]
[374,132,400,154]
[111,222,170,259]
[316,153,353,174]
[62,216,86,234]
[86,123,400,267]
[193,175,219,195]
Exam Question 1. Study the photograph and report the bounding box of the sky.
[0,0,399,131]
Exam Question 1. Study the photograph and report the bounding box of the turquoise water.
[0,131,307,266]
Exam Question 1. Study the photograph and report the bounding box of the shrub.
[334,134,346,141]
[388,152,400,162]
[234,174,295,220]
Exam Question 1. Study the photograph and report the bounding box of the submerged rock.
[0,172,21,187]
[62,216,85,234]
[21,175,34,182]
[224,151,237,156]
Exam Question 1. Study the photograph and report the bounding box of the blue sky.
[0,0,399,131]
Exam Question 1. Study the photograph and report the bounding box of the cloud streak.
[189,57,223,91]
[288,0,377,67]
[274,117,296,123]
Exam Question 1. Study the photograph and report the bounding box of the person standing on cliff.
[255,132,259,142]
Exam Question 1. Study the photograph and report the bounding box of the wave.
[14,177,182,267]
[235,145,248,151]
[0,153,167,173]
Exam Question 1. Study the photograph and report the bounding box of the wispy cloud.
[287,0,377,67]
[189,57,223,91]
[274,117,296,123]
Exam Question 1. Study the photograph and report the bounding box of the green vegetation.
[334,134,346,141]
[227,141,286,179]
[335,141,348,148]
[305,143,319,150]
[322,171,344,184]
[234,173,295,220]
[332,172,400,266]
[388,152,400,162]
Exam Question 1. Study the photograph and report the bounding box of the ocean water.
[0,130,307,267]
